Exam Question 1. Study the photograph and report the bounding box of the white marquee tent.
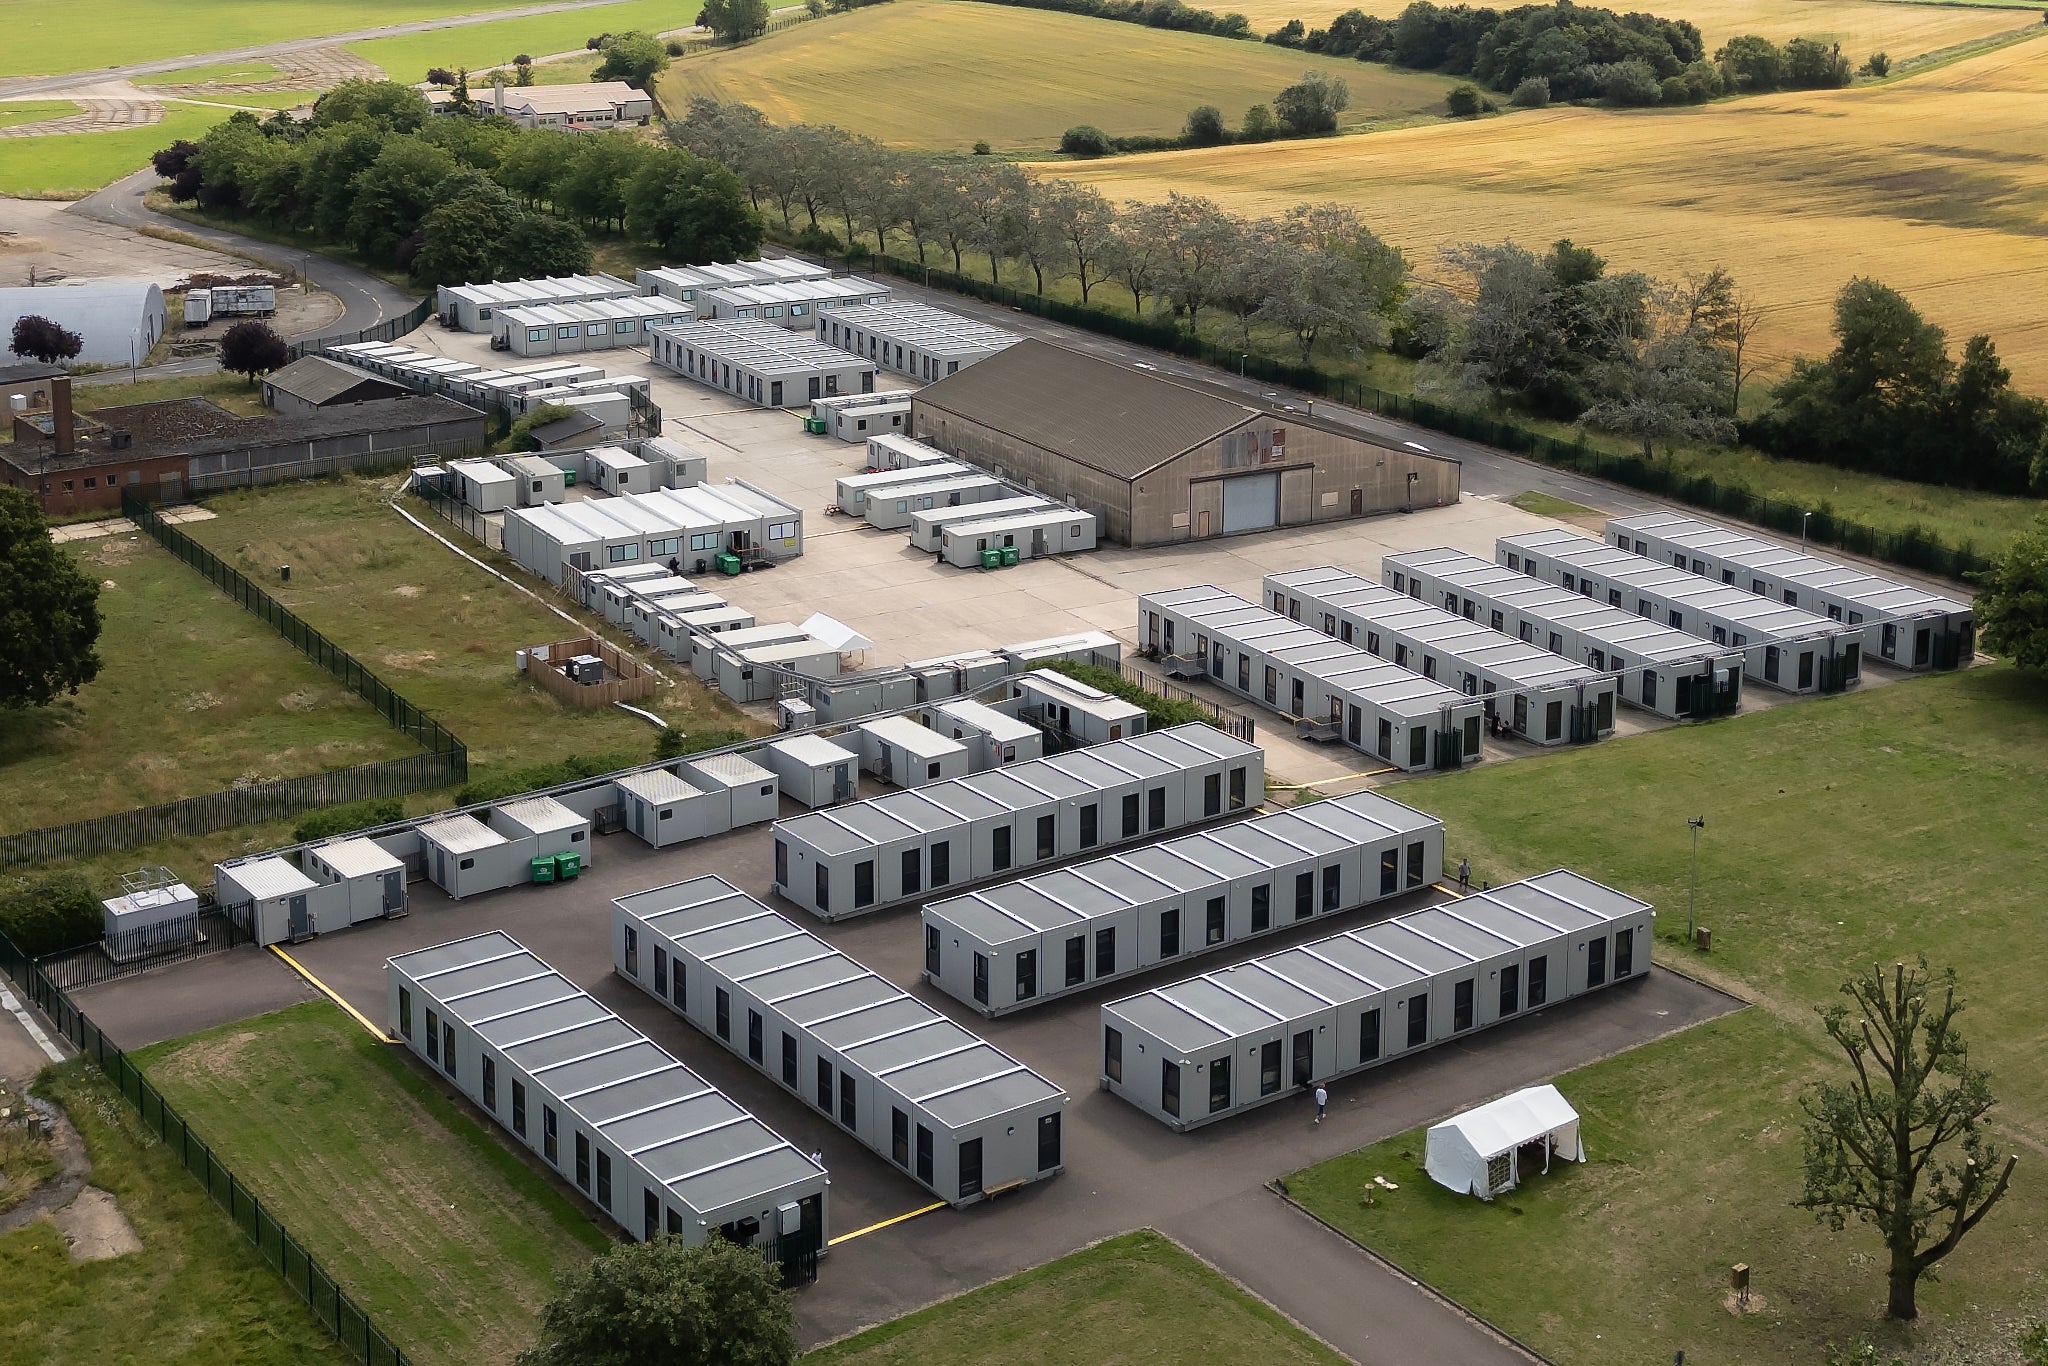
[1424,1084,1583,1200]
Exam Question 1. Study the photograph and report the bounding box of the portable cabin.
[692,622,807,680]
[862,474,1010,531]
[857,715,971,788]
[835,462,972,516]
[387,931,828,1259]
[771,724,1264,920]
[1006,669,1145,746]
[639,435,711,490]
[495,296,692,357]
[938,507,1099,568]
[215,855,342,945]
[905,649,1012,702]
[1605,509,1974,670]
[614,877,1066,1206]
[798,667,916,723]
[815,300,1018,382]
[637,260,831,304]
[907,496,1050,554]
[1500,528,1862,694]
[1099,869,1653,1130]
[924,789,1446,1016]
[1140,585,1484,771]
[631,592,723,647]
[761,734,860,808]
[674,603,754,637]
[646,319,878,409]
[717,639,841,704]
[437,273,637,331]
[616,767,713,848]
[491,796,592,879]
[503,500,649,584]
[417,814,516,899]
[929,698,1041,768]
[588,446,658,496]
[998,630,1123,672]
[448,457,515,513]
[100,876,200,956]
[508,455,567,507]
[1384,547,1747,722]
[699,277,892,329]
[302,837,407,926]
[682,752,779,833]
[1426,1084,1584,1200]
[827,398,912,443]
[684,481,804,562]
[1265,566,1618,745]
[866,433,953,472]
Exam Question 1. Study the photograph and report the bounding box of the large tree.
[518,1237,795,1366]
[10,315,82,365]
[0,488,103,709]
[623,148,762,261]
[1974,513,2048,672]
[698,0,772,43]
[1273,69,1351,135]
[1797,960,2017,1321]
[593,30,671,86]
[219,320,289,381]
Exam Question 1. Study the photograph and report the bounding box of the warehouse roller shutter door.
[1221,473,1279,534]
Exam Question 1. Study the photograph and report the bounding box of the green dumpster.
[530,856,557,884]
[716,551,743,576]
[554,851,582,880]
[562,468,577,486]
[804,416,828,435]
[999,545,1020,567]
[980,547,1001,570]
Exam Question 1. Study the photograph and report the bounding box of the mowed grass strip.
[0,100,80,130]
[0,102,225,197]
[136,1002,611,1366]
[1288,665,2048,1365]
[133,59,287,87]
[0,1061,350,1366]
[805,1228,1348,1365]
[348,0,691,82]
[0,533,421,838]
[658,0,1460,152]
[183,477,742,778]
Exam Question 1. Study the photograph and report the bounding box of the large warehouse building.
[907,340,1460,546]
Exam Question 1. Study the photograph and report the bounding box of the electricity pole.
[1687,816,1706,944]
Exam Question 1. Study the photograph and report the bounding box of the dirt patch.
[390,584,424,598]
[182,692,222,712]
[48,1186,141,1261]
[277,690,320,712]
[1723,1289,1769,1316]
[382,651,436,669]
[147,1030,264,1092]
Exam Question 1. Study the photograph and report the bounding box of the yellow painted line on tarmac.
[1435,882,1471,900]
[827,1199,948,1246]
[1266,766,1398,789]
[269,944,397,1042]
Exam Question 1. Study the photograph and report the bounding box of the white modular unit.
[866,433,953,472]
[1101,870,1653,1129]
[682,752,780,833]
[1005,668,1145,746]
[1606,510,1974,670]
[926,789,1446,1015]
[938,508,1099,567]
[908,496,1051,553]
[699,276,892,329]
[862,474,1011,531]
[999,631,1123,673]
[717,640,841,704]
[816,301,1018,382]
[215,855,343,945]
[614,877,1067,1205]
[436,273,638,332]
[507,455,567,507]
[101,879,200,952]
[684,481,805,561]
[1500,528,1862,694]
[302,837,408,925]
[447,457,515,513]
[827,398,912,444]
[1140,585,1484,772]
[647,319,878,408]
[761,734,860,809]
[905,649,1012,702]
[835,461,972,517]
[772,724,1264,921]
[495,296,693,357]
[636,260,830,305]
[491,796,593,876]
[692,622,807,680]
[616,768,714,848]
[417,814,517,899]
[387,932,828,1252]
[856,715,971,788]
[639,435,710,490]
[1384,547,1747,723]
[1265,566,1619,746]
[589,446,657,495]
[929,698,1041,768]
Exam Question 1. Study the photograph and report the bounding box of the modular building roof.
[648,319,869,380]
[218,855,316,900]
[417,813,506,853]
[308,837,404,878]
[821,301,1020,358]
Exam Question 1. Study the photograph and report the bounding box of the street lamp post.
[1687,816,1706,945]
[1799,510,1812,554]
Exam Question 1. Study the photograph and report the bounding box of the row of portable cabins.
[502,482,803,583]
[323,342,646,426]
[613,877,1067,1205]
[1264,567,1617,746]
[387,930,829,1255]
[216,838,408,945]
[815,301,1018,383]
[1139,585,1482,772]
[1101,869,1653,1129]
[493,296,697,357]
[438,273,639,331]
[771,724,1264,921]
[1384,548,1746,723]
[575,562,755,655]
[1499,528,1863,694]
[466,437,710,512]
[697,276,892,328]
[923,789,1445,1016]
[1606,510,1973,670]
[637,258,833,305]
[774,630,1127,729]
[648,319,879,409]
[820,396,912,443]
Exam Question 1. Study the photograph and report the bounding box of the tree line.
[152,81,762,289]
[1060,69,1352,156]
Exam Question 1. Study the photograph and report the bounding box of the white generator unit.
[186,285,277,325]
[101,867,200,957]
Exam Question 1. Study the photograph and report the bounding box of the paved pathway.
[0,98,163,137]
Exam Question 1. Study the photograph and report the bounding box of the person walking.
[1314,1084,1328,1124]
[1458,858,1471,893]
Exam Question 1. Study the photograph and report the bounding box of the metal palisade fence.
[286,295,434,363]
[857,252,1991,584]
[0,927,413,1366]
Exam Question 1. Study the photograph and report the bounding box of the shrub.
[425,67,457,87]
[1240,102,1277,140]
[513,53,532,66]
[1183,103,1228,145]
[1509,76,1550,107]
[1265,18,1306,46]
[654,725,748,760]
[1060,124,1113,157]
[585,34,607,49]
[1860,50,1889,78]
[0,874,102,956]
[455,751,638,806]
[790,223,842,255]
[1593,58,1662,105]
[1445,83,1490,116]
[1044,660,1221,733]
[1783,36,1851,89]
[293,798,406,844]
[971,139,992,155]
[804,0,825,14]
[667,36,690,54]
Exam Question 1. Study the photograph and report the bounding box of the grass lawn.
[524,52,602,84]
[182,476,749,778]
[0,101,78,130]
[0,1060,349,1366]
[0,534,421,838]
[186,91,323,112]
[805,1229,1347,1365]
[349,0,691,82]
[1507,489,1604,521]
[0,103,224,198]
[136,1002,612,1366]
[1288,665,2048,1365]
[70,370,270,416]
[133,60,286,87]
[657,0,1460,153]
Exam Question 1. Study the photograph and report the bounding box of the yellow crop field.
[1223,0,2031,61]
[1054,33,2048,385]
[656,0,1461,151]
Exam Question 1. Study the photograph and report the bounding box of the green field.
[1289,666,2048,1365]
[133,59,285,87]
[0,1061,349,1366]
[657,0,1461,152]
[183,477,745,777]
[0,101,78,130]
[0,103,223,198]
[0,533,420,838]
[137,1003,611,1366]
[348,0,690,84]
[191,90,323,111]
[807,1229,1347,1365]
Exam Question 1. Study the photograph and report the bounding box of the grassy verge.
[133,60,285,87]
[0,103,223,198]
[59,370,267,416]
[0,101,78,131]
[0,1060,348,1366]
[136,1002,611,1366]
[0,534,421,837]
[0,1078,59,1214]
[1288,665,2048,1365]
[1506,490,1605,521]
[805,1228,1347,1365]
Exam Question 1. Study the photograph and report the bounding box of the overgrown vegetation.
[0,487,104,711]
[1043,660,1221,731]
[454,750,640,805]
[0,872,101,955]
[653,724,749,760]
[290,797,407,844]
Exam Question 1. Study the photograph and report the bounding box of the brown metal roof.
[909,338,1258,481]
[262,354,403,405]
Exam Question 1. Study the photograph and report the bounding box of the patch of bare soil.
[49,1186,140,1261]
[390,584,424,598]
